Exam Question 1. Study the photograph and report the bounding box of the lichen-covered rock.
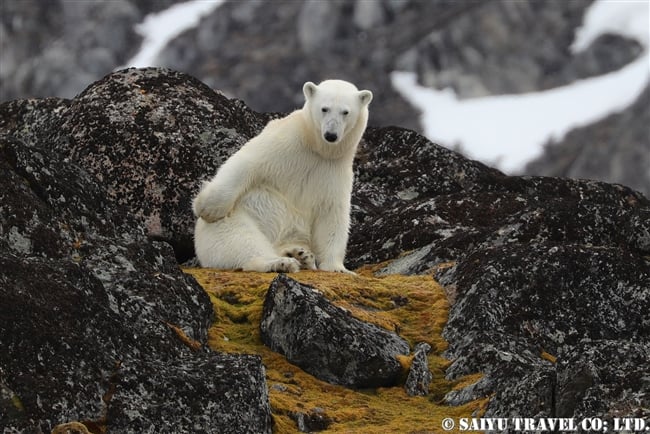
[405,342,433,396]
[52,67,273,262]
[349,128,649,270]
[0,118,272,432]
[438,243,650,419]
[260,274,410,388]
[345,100,650,420]
[1,68,275,263]
[556,340,650,422]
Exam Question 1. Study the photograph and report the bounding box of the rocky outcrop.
[346,118,649,420]
[438,244,650,418]
[260,274,410,388]
[1,68,272,263]
[2,67,648,429]
[0,78,272,431]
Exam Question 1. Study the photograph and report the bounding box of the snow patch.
[124,0,223,68]
[391,0,649,173]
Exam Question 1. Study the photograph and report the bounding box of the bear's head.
[303,80,373,149]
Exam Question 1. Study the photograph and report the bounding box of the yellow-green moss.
[184,266,488,433]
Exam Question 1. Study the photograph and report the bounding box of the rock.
[350,124,649,271]
[346,96,649,419]
[260,274,410,388]
[0,102,272,431]
[439,243,650,418]
[405,342,433,396]
[290,407,332,433]
[1,68,271,263]
[556,340,650,421]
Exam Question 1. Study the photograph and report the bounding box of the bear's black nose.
[324,132,338,142]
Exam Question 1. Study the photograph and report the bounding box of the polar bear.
[193,79,372,273]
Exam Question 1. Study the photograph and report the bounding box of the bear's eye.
[342,110,349,116]
[321,107,329,113]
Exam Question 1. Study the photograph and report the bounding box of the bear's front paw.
[193,191,229,222]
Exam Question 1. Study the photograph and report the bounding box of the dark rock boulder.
[260,274,410,388]
[442,244,650,352]
[438,243,650,417]
[555,340,650,421]
[51,67,272,262]
[349,126,649,271]
[1,98,272,431]
[1,68,272,263]
[345,92,649,419]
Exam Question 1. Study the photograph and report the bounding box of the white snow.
[572,0,649,52]
[391,0,650,173]
[123,0,223,69]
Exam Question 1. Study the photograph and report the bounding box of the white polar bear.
[192,79,372,273]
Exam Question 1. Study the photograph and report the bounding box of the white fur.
[193,80,372,273]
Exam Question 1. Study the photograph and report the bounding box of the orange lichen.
[51,421,91,434]
[540,350,557,364]
[165,321,202,351]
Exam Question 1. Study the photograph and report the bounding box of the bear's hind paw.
[284,247,317,270]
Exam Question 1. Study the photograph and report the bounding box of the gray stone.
[260,274,410,388]
[290,407,332,433]
[405,342,432,396]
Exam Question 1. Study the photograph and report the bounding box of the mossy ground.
[184,265,487,433]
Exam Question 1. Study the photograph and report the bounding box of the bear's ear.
[358,90,373,106]
[303,82,318,100]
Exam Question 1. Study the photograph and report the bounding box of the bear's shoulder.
[264,109,305,130]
